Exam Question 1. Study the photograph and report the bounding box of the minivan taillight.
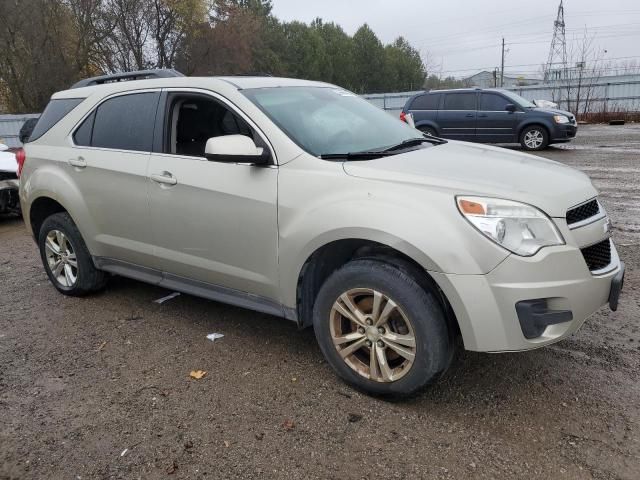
[399,111,407,123]
[15,148,26,177]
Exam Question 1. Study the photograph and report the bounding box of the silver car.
[19,70,625,396]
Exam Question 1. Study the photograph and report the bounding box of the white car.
[19,71,625,396]
[0,143,21,215]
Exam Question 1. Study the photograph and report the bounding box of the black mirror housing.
[505,103,517,112]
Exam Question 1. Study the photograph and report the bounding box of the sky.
[271,0,640,79]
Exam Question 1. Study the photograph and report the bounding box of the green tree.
[384,37,426,91]
[351,24,385,93]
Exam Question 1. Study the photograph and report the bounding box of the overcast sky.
[271,0,640,78]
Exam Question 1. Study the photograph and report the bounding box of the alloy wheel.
[45,230,78,287]
[330,288,416,383]
[524,129,544,149]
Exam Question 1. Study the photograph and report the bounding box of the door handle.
[465,113,474,118]
[150,172,177,186]
[478,114,488,118]
[68,157,87,168]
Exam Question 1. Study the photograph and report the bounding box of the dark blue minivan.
[401,88,577,151]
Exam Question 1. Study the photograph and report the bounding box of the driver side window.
[165,94,259,157]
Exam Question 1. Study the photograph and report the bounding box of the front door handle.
[150,172,177,186]
[478,114,488,118]
[68,157,87,168]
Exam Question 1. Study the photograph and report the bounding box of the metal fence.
[363,76,640,115]
[0,114,40,148]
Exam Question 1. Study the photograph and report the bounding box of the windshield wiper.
[382,136,446,152]
[319,151,395,160]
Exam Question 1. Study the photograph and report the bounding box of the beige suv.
[19,70,625,396]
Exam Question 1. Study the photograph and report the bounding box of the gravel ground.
[1,125,639,479]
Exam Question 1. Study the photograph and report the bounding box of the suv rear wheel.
[313,259,452,397]
[38,212,107,296]
[419,126,438,137]
[520,125,549,151]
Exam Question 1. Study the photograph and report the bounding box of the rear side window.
[73,111,95,146]
[479,93,511,111]
[29,98,84,141]
[89,92,159,152]
[443,93,477,110]
[410,94,440,110]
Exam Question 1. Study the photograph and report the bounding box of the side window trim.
[156,87,277,165]
[69,88,161,154]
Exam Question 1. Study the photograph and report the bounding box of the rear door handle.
[465,113,475,118]
[150,172,177,186]
[68,157,87,168]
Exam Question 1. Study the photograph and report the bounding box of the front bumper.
[551,123,578,141]
[0,178,20,214]
[432,240,623,352]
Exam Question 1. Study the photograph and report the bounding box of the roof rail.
[70,69,184,89]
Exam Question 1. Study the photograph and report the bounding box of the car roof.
[421,88,510,94]
[52,76,334,100]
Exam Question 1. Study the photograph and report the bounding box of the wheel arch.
[415,121,440,135]
[517,121,551,140]
[29,196,69,240]
[295,238,461,343]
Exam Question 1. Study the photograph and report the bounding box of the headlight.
[553,115,570,124]
[457,196,564,256]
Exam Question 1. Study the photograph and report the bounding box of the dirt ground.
[1,125,639,480]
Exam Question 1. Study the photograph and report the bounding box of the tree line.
[0,0,427,113]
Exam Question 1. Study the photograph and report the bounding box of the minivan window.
[443,93,476,110]
[29,98,84,142]
[410,94,440,110]
[90,92,159,152]
[479,93,511,111]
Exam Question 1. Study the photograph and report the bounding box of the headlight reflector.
[553,115,570,124]
[457,197,564,256]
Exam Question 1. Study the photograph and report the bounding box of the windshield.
[242,86,424,157]
[498,90,536,108]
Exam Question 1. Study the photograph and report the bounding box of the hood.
[533,107,575,119]
[342,141,596,217]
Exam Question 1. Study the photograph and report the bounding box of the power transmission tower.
[545,0,568,81]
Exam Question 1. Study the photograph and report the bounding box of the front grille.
[580,239,611,271]
[567,199,599,225]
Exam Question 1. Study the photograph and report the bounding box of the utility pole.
[500,38,505,87]
[493,68,498,87]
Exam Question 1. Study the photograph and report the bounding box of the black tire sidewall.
[38,212,103,295]
[419,126,437,137]
[520,125,549,150]
[313,260,451,397]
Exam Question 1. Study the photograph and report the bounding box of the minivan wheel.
[38,212,107,296]
[313,259,451,397]
[419,126,438,137]
[520,125,549,150]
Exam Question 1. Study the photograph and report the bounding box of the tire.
[520,125,549,151]
[419,126,438,137]
[38,212,107,296]
[313,259,452,397]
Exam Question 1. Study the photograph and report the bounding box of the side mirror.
[204,135,270,165]
[0,143,8,151]
[505,103,517,113]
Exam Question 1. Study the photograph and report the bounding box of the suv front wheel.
[313,259,452,397]
[520,125,549,151]
[38,212,107,296]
